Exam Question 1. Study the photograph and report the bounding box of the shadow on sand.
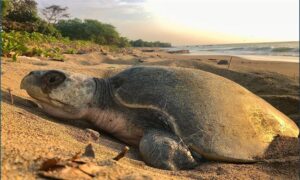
[1,89,299,175]
[1,90,141,159]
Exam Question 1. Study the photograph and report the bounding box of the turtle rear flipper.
[139,129,198,170]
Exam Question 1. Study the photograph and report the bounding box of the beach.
[1,49,299,179]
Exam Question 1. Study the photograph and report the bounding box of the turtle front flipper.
[139,129,198,170]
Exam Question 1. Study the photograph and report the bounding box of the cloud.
[36,0,298,45]
[36,0,151,21]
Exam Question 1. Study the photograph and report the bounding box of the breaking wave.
[183,42,299,57]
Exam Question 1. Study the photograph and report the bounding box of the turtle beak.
[20,71,48,101]
[20,71,42,90]
[20,74,30,90]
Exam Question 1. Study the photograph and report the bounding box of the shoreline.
[237,55,299,63]
[180,52,299,63]
[161,47,299,63]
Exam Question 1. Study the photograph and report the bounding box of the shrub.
[1,31,28,58]
[1,31,103,61]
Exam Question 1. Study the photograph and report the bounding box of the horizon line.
[174,40,299,47]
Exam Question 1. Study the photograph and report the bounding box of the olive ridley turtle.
[20,66,299,170]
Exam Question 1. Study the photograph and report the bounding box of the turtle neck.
[92,77,114,109]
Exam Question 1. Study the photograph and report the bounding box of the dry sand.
[1,49,299,179]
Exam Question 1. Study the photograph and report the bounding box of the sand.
[1,49,299,179]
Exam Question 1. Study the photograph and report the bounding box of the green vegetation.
[55,19,129,47]
[2,31,28,61]
[5,0,39,23]
[1,31,102,61]
[2,0,61,36]
[130,39,172,47]
[1,0,172,61]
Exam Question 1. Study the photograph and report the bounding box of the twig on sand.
[113,146,130,161]
[7,88,14,105]
[228,56,233,69]
[49,58,64,62]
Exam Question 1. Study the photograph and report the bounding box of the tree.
[55,18,85,39]
[130,39,171,47]
[42,5,69,24]
[118,37,131,47]
[1,0,61,36]
[55,18,122,45]
[131,39,143,47]
[5,0,39,22]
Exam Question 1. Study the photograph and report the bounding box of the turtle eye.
[48,75,59,84]
[42,71,66,88]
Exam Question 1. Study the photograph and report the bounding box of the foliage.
[65,48,78,54]
[130,39,171,47]
[5,0,39,23]
[3,19,61,37]
[1,0,12,18]
[118,37,131,48]
[1,31,28,59]
[42,5,70,24]
[1,31,102,61]
[36,20,62,37]
[55,18,83,39]
[2,0,62,37]
[55,18,130,47]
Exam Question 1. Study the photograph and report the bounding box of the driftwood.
[142,49,155,52]
[168,50,190,54]
[113,146,129,161]
[49,58,64,62]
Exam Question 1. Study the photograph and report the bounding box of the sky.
[36,0,299,45]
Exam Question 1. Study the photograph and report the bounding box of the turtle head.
[21,70,96,119]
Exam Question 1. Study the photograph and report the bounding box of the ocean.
[171,41,299,62]
[180,41,299,57]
